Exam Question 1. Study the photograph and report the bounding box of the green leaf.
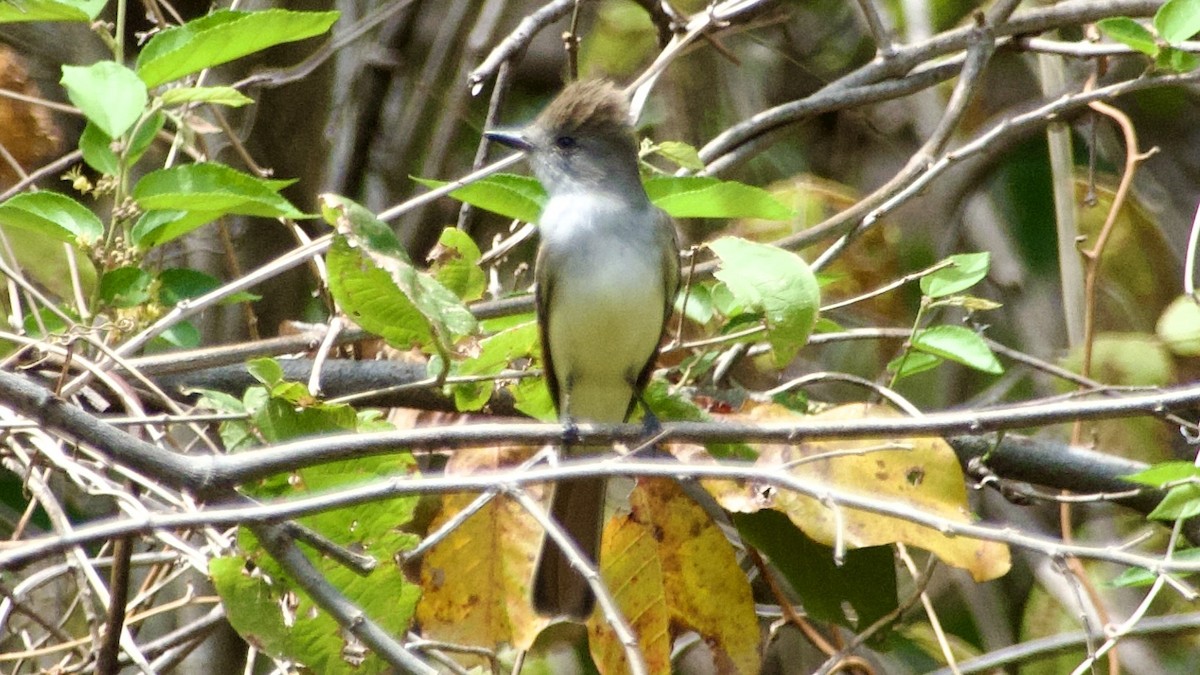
[920,252,990,298]
[813,316,843,333]
[136,9,340,87]
[1097,17,1160,56]
[887,350,942,379]
[319,194,409,261]
[511,374,556,422]
[1148,483,1200,520]
[733,510,897,630]
[158,267,219,305]
[21,306,73,337]
[148,320,201,351]
[0,191,103,246]
[323,197,477,345]
[645,176,795,220]
[1111,548,1200,587]
[1155,0,1200,43]
[651,141,705,171]
[451,320,538,411]
[131,163,304,248]
[1157,295,1200,356]
[911,325,1003,374]
[326,235,476,354]
[0,0,105,23]
[98,266,152,308]
[1156,45,1200,72]
[159,85,254,107]
[133,163,301,214]
[158,267,258,305]
[80,112,165,175]
[213,386,421,674]
[641,379,755,459]
[412,174,546,223]
[60,62,148,139]
[709,236,820,366]
[677,282,716,325]
[431,227,485,302]
[246,357,285,388]
[1125,461,1200,487]
[209,557,294,665]
[79,122,118,175]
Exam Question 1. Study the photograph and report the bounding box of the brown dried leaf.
[0,45,62,188]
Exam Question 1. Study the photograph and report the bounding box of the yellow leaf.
[416,446,550,661]
[587,512,672,675]
[753,403,1010,581]
[590,478,758,672]
[668,441,767,513]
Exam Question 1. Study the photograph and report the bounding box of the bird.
[486,80,680,619]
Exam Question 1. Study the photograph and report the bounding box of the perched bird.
[487,80,680,619]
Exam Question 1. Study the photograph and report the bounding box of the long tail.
[531,472,605,619]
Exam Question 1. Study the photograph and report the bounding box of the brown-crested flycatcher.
[486,80,680,619]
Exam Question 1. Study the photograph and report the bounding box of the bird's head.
[486,80,641,195]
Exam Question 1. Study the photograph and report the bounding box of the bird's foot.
[630,407,668,459]
[562,419,581,446]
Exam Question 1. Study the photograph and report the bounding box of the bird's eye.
[554,135,577,150]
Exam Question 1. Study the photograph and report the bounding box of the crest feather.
[535,80,632,135]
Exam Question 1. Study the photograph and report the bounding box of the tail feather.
[532,475,605,619]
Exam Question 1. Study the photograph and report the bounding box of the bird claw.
[640,408,662,436]
[630,407,668,459]
[562,419,581,446]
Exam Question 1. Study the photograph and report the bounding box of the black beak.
[485,129,532,151]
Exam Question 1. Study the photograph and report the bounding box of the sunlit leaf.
[911,325,1003,374]
[430,227,485,302]
[416,447,550,656]
[650,140,705,171]
[0,0,105,23]
[622,479,759,674]
[709,236,820,366]
[920,252,990,298]
[412,174,545,224]
[586,509,672,675]
[717,403,1012,582]
[131,163,304,248]
[1125,461,1200,487]
[1149,483,1200,520]
[205,363,422,674]
[1155,0,1200,43]
[0,191,103,247]
[450,321,538,412]
[1158,295,1200,356]
[1111,548,1200,587]
[1097,17,1159,56]
[61,62,147,139]
[322,195,477,353]
[646,176,795,220]
[136,9,340,87]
